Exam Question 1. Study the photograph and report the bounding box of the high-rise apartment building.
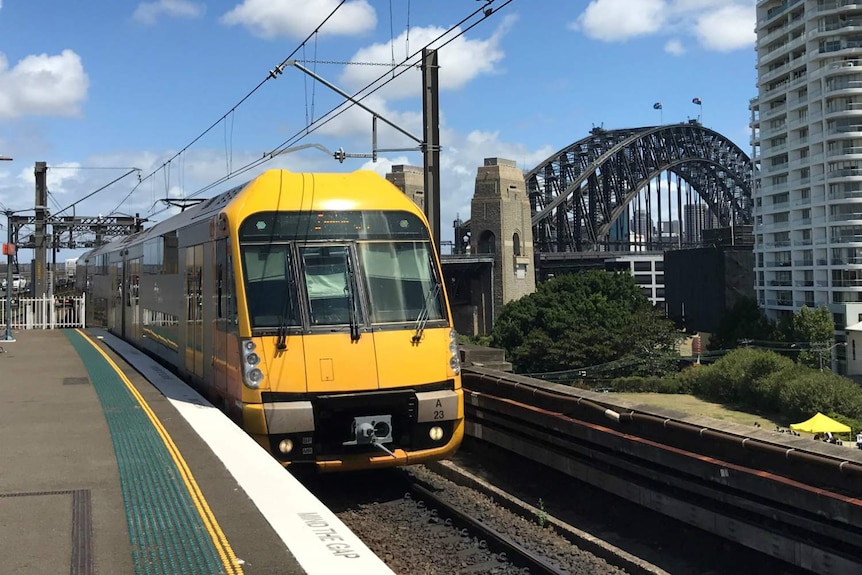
[753,0,862,372]
[683,203,710,243]
[631,209,653,240]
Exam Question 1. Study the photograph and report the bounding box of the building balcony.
[819,39,862,55]
[828,212,862,221]
[826,167,862,177]
[831,235,862,243]
[816,0,862,15]
[760,64,790,86]
[837,256,862,265]
[829,189,862,200]
[826,81,862,94]
[827,146,862,158]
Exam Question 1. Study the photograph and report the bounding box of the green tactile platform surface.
[65,330,229,575]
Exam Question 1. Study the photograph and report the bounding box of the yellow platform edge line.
[76,329,244,575]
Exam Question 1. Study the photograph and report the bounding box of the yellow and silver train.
[78,169,464,471]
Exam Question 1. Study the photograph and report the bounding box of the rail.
[461,366,862,575]
[0,295,85,329]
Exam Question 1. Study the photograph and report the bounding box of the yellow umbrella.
[789,412,851,434]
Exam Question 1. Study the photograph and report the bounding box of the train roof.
[81,168,420,260]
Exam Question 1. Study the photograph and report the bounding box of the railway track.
[306,467,629,575]
[407,481,571,575]
[461,366,862,575]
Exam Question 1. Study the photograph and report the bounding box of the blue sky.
[0,0,757,259]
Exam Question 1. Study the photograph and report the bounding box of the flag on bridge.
[653,102,662,110]
[692,97,702,105]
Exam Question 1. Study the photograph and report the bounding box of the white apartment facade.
[753,0,862,374]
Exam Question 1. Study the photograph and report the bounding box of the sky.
[0,0,758,261]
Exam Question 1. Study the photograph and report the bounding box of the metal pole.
[0,155,11,340]
[34,161,47,298]
[4,210,14,341]
[421,48,441,255]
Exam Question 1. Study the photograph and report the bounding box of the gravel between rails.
[328,466,628,575]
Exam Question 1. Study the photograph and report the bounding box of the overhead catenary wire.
[141,0,512,222]
[54,168,141,218]
[162,1,510,210]
[104,0,350,218]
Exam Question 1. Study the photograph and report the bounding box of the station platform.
[0,329,394,575]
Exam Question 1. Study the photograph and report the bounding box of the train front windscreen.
[239,211,446,330]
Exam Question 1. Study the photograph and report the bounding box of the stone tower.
[469,157,536,316]
[385,165,425,210]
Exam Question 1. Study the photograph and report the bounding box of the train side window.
[163,232,178,274]
[143,237,163,274]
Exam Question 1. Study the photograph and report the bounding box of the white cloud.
[221,0,376,40]
[665,38,685,55]
[0,50,89,119]
[434,129,554,241]
[289,16,512,148]
[694,4,755,51]
[573,0,666,41]
[339,15,514,101]
[572,0,756,53]
[133,0,205,26]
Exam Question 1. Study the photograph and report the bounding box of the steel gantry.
[9,214,144,250]
[525,122,754,253]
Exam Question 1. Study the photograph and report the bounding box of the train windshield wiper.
[276,248,295,352]
[345,251,361,342]
[411,282,440,344]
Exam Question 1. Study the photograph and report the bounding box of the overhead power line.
[142,0,513,221]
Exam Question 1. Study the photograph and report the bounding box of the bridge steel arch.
[525,123,754,253]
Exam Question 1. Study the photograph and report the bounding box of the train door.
[299,244,379,392]
[126,258,141,344]
[212,240,228,400]
[184,245,204,379]
[109,261,123,336]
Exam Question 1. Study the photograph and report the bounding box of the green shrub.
[652,349,862,424]
[609,376,685,393]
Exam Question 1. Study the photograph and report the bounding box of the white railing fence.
[0,296,86,330]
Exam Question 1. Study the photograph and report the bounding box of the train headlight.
[429,426,444,441]
[449,330,461,375]
[245,368,264,388]
[241,339,265,388]
[278,439,294,454]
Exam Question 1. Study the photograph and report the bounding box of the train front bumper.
[242,387,463,471]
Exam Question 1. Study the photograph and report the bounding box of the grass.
[610,392,784,429]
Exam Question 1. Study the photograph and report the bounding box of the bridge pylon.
[469,158,536,317]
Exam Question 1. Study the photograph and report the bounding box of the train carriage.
[79,169,464,471]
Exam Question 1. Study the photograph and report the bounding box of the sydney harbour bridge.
[457,121,755,261]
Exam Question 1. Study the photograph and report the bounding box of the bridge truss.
[525,122,754,253]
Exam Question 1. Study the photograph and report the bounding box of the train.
[77,169,464,471]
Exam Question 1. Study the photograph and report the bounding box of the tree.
[785,306,835,369]
[490,270,681,375]
[708,296,774,351]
